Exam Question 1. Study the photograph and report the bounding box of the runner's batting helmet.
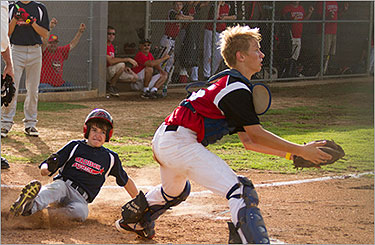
[83,109,113,142]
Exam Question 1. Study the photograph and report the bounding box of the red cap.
[48,34,59,42]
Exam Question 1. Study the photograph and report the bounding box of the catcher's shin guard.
[145,180,191,222]
[227,176,269,244]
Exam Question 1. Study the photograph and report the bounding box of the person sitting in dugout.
[9,108,139,222]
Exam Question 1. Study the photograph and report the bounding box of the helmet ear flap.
[106,128,113,142]
[83,124,89,139]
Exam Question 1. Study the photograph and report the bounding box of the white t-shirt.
[1,1,10,52]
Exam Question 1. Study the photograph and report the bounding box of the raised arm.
[42,17,57,51]
[70,23,86,50]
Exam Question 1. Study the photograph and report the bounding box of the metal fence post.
[87,1,93,90]
[145,1,151,39]
[366,1,374,75]
[269,1,276,82]
[319,1,326,78]
[211,1,218,78]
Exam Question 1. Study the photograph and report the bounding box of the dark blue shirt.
[39,140,129,203]
[9,1,50,45]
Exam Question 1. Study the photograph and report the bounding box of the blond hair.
[220,25,262,68]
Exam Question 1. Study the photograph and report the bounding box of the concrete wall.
[107,1,146,57]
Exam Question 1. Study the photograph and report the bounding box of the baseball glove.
[293,140,345,169]
[1,74,16,107]
[45,153,59,174]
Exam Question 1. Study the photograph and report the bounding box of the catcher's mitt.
[1,74,16,107]
[293,140,345,169]
[45,153,59,175]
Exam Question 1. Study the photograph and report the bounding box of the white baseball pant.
[203,29,223,78]
[159,35,175,73]
[30,179,89,221]
[147,122,249,242]
[1,44,42,130]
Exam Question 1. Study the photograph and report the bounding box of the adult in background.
[203,1,236,80]
[131,39,170,99]
[106,26,138,97]
[39,18,86,92]
[281,1,314,77]
[1,1,49,138]
[1,0,15,169]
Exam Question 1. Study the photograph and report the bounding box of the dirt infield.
[1,78,374,244]
[1,165,374,244]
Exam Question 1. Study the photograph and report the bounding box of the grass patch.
[17,102,87,111]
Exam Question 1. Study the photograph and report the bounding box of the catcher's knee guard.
[227,176,269,244]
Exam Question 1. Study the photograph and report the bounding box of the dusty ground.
[1,78,374,244]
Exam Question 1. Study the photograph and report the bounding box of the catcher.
[115,25,343,243]
[9,109,139,221]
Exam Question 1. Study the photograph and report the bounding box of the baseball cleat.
[10,180,41,217]
[115,219,155,239]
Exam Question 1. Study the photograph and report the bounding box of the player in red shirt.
[116,25,331,243]
[40,19,85,91]
[315,1,349,74]
[131,39,170,99]
[203,1,236,80]
[282,1,314,62]
[159,1,193,74]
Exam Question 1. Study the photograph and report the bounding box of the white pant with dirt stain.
[147,122,250,242]
[30,179,89,221]
[1,44,42,130]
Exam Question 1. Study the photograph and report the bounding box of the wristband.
[285,152,292,160]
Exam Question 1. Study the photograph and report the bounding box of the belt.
[63,178,89,202]
[165,124,179,132]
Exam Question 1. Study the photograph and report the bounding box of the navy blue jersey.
[9,1,50,45]
[39,140,129,203]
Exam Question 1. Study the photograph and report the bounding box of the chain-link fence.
[148,1,374,86]
[3,1,373,95]
[13,1,92,93]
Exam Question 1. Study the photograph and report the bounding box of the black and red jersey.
[40,140,129,203]
[165,69,260,144]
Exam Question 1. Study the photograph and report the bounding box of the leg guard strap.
[147,180,191,222]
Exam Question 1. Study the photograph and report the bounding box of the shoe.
[141,91,151,99]
[1,128,9,138]
[1,157,10,169]
[107,85,120,97]
[10,180,41,217]
[150,91,163,99]
[24,127,39,137]
[115,219,155,239]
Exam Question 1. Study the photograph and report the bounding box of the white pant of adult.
[130,68,161,91]
[30,179,89,221]
[203,29,223,78]
[1,44,42,130]
[159,35,175,73]
[148,122,249,242]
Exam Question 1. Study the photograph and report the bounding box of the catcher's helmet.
[83,109,113,142]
